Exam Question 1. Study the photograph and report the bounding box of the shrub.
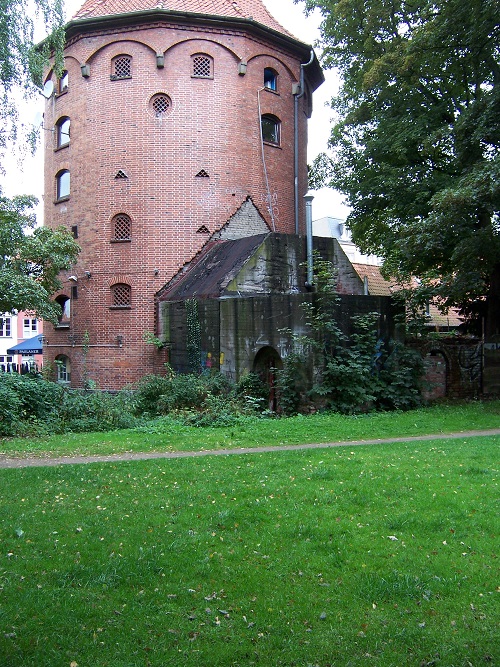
[0,380,23,436]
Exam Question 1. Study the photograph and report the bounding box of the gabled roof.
[73,0,293,37]
[158,234,269,301]
[351,263,395,297]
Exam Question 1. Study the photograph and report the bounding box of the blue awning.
[7,334,44,355]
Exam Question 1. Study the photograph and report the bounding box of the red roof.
[72,0,293,36]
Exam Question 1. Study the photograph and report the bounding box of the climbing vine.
[186,299,201,372]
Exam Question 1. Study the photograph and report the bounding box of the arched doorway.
[253,346,283,411]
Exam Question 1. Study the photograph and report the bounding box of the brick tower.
[43,0,323,389]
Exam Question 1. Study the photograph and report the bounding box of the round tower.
[43,0,323,389]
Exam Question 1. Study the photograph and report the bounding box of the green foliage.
[185,299,201,372]
[55,389,139,434]
[135,367,235,418]
[276,352,305,416]
[280,255,423,414]
[0,0,65,157]
[0,193,80,321]
[0,373,139,436]
[235,372,269,412]
[306,0,500,336]
[0,380,22,435]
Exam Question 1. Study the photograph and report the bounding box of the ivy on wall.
[186,298,201,373]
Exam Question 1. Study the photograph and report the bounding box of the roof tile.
[72,0,294,37]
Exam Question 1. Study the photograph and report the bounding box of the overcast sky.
[2,0,349,220]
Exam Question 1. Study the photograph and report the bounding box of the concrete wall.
[161,293,398,380]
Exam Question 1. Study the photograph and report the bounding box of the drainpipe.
[304,192,314,288]
[294,50,315,236]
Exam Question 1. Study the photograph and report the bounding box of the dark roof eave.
[64,9,324,90]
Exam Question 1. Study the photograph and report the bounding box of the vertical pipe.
[294,50,315,236]
[304,193,314,288]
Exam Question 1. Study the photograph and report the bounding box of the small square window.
[192,54,213,78]
[111,283,131,308]
[111,55,132,80]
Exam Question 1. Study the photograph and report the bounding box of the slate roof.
[72,0,293,37]
[158,234,268,301]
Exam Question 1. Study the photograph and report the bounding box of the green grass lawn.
[1,400,499,459]
[0,433,497,666]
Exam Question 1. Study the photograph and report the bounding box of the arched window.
[56,170,70,200]
[58,70,68,93]
[264,68,278,91]
[192,54,213,79]
[56,117,70,148]
[111,283,131,308]
[111,55,132,80]
[55,355,71,384]
[111,213,132,241]
[261,114,281,146]
[55,295,71,326]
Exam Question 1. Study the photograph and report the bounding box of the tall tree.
[0,1,77,321]
[0,194,79,322]
[305,0,500,336]
[0,0,65,155]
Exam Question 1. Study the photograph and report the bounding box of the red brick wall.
[43,17,313,389]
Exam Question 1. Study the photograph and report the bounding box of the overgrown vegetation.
[0,368,272,437]
[277,257,423,415]
[0,374,139,437]
[0,436,497,666]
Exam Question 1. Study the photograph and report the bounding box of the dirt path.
[0,429,499,469]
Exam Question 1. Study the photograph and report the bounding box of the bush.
[0,373,63,421]
[135,368,237,417]
[57,389,140,433]
[0,380,23,436]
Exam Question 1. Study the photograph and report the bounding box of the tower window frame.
[264,68,278,92]
[191,54,213,79]
[55,116,70,148]
[58,70,69,94]
[110,283,132,309]
[111,54,132,80]
[111,213,132,242]
[261,114,281,146]
[55,170,70,201]
[55,354,71,384]
[55,295,71,327]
